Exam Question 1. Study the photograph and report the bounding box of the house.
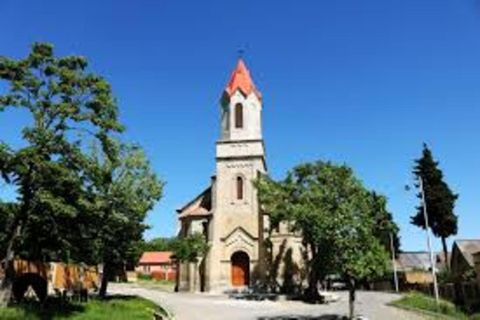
[176,59,304,293]
[451,240,480,280]
[394,251,450,286]
[395,252,434,285]
[137,251,177,281]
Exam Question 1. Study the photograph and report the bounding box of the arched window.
[235,103,243,128]
[236,176,244,200]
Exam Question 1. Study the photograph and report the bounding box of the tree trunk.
[99,262,111,299]
[193,262,198,293]
[441,237,449,270]
[305,245,320,302]
[0,166,33,306]
[0,261,15,306]
[348,277,356,320]
[0,223,22,306]
[306,266,320,300]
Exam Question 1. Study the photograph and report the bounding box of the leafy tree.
[172,233,208,264]
[172,233,208,291]
[140,237,175,253]
[85,143,163,298]
[0,202,15,260]
[369,192,401,257]
[0,42,123,304]
[411,144,458,268]
[256,161,390,319]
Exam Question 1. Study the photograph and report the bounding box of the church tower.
[220,59,264,142]
[205,59,267,292]
[176,59,272,293]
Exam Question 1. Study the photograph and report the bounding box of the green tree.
[172,233,209,291]
[256,161,390,319]
[411,144,458,268]
[140,237,175,253]
[0,202,15,260]
[172,233,208,264]
[86,143,163,298]
[369,192,401,257]
[0,43,123,304]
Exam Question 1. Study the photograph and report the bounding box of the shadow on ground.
[9,294,139,320]
[258,315,347,320]
[10,297,85,320]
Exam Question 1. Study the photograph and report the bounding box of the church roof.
[177,187,212,219]
[224,59,262,100]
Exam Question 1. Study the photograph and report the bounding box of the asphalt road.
[108,283,424,320]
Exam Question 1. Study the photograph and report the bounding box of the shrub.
[437,269,454,284]
[138,273,152,281]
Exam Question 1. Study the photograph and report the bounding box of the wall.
[474,252,480,287]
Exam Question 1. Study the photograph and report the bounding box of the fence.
[415,282,480,308]
[151,270,176,281]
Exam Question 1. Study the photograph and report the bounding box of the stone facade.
[176,60,305,293]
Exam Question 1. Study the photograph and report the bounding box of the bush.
[437,269,454,284]
[470,313,480,320]
[137,273,152,281]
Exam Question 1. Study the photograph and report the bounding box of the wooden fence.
[415,282,480,308]
[1,259,99,300]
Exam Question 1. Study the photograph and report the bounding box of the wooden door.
[231,252,249,287]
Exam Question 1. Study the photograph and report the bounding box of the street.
[108,283,424,320]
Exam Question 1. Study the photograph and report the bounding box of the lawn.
[0,295,164,320]
[135,278,176,292]
[391,291,477,319]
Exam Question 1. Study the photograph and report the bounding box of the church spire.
[223,59,262,101]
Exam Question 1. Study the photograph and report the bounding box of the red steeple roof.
[224,59,262,100]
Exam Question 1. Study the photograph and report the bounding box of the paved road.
[108,283,424,320]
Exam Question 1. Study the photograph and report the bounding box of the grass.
[391,292,470,319]
[0,295,163,320]
[135,278,176,292]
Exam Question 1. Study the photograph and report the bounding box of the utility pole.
[419,176,440,305]
[390,233,399,293]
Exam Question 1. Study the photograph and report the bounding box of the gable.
[221,226,257,256]
[453,240,480,268]
[177,187,212,219]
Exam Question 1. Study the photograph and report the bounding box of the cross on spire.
[237,48,245,59]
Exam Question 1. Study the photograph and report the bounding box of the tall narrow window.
[236,176,244,200]
[235,103,243,128]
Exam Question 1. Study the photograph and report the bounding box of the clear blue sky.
[1,0,479,252]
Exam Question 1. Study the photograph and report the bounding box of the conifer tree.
[411,144,458,268]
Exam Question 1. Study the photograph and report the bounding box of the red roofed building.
[136,251,177,281]
[176,59,304,293]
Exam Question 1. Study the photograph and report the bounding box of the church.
[176,59,304,293]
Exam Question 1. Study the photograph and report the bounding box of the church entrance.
[231,251,250,287]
